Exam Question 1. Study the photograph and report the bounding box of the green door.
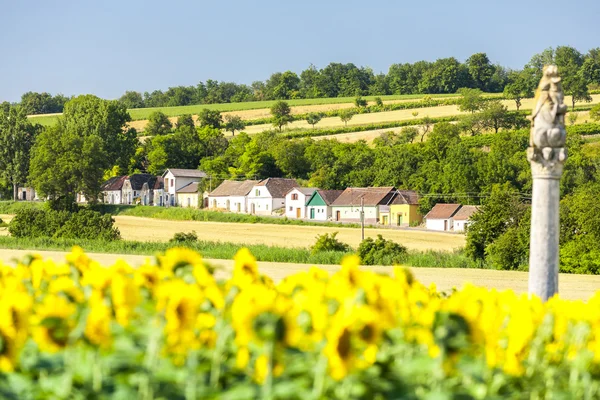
[310,208,315,219]
[397,215,403,226]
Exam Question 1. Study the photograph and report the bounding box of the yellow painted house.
[379,190,422,226]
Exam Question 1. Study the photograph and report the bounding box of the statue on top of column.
[528,65,568,166]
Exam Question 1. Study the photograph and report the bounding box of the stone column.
[527,148,565,300]
[527,65,568,301]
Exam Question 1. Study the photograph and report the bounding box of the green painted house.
[305,190,344,221]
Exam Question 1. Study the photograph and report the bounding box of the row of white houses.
[9,168,476,231]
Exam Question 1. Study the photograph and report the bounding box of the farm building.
[16,187,38,201]
[453,205,479,232]
[162,169,207,206]
[330,187,395,224]
[424,204,462,231]
[176,182,200,208]
[122,174,156,205]
[207,180,259,213]
[247,178,299,215]
[390,190,422,226]
[305,190,344,221]
[140,176,163,206]
[100,176,126,205]
[284,187,318,219]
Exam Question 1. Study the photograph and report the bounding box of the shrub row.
[8,208,120,241]
[567,123,600,136]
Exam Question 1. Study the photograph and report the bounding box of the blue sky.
[1,0,598,102]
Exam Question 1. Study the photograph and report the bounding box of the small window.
[289,206,292,211]
[171,180,174,187]
[291,193,298,200]
[266,204,269,210]
[255,189,260,196]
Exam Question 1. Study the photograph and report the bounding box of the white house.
[305,190,344,221]
[284,187,318,219]
[122,174,156,205]
[247,178,298,216]
[176,182,200,208]
[100,176,127,205]
[207,180,259,213]
[162,169,207,206]
[141,176,163,206]
[424,204,462,231]
[452,205,479,232]
[330,187,395,224]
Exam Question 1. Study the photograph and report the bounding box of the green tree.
[480,100,509,133]
[465,183,528,261]
[339,109,355,126]
[503,71,534,110]
[354,96,368,108]
[466,52,495,90]
[0,106,40,200]
[306,112,323,128]
[176,114,195,129]
[198,108,223,129]
[223,115,245,136]
[457,88,485,113]
[566,75,592,110]
[118,91,145,108]
[270,101,293,132]
[145,111,173,136]
[419,116,433,142]
[374,97,384,107]
[28,95,132,209]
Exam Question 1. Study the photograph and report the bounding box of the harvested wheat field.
[113,216,464,251]
[0,248,598,301]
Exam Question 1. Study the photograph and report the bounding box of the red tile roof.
[331,187,395,207]
[425,204,462,220]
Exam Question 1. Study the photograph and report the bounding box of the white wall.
[330,206,378,223]
[426,219,452,231]
[102,190,121,205]
[307,205,329,221]
[454,220,471,232]
[285,190,308,218]
[163,172,198,206]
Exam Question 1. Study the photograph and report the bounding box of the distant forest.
[7,46,600,115]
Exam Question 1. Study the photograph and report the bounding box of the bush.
[170,231,199,243]
[358,234,407,265]
[8,208,120,241]
[310,232,351,254]
[55,209,120,241]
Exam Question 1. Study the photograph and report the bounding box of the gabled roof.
[255,178,299,198]
[390,190,420,205]
[126,174,157,191]
[318,190,344,205]
[331,187,395,207]
[153,176,164,190]
[162,169,208,179]
[425,204,462,220]
[453,205,479,221]
[177,182,200,194]
[286,187,318,197]
[209,180,260,197]
[101,176,127,191]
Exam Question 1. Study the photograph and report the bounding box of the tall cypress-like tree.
[0,106,40,200]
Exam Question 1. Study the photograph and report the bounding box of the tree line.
[7,46,600,115]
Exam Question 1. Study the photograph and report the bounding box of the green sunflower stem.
[209,318,226,388]
[185,350,198,400]
[261,340,275,400]
[311,350,327,399]
[92,348,103,393]
[140,318,162,400]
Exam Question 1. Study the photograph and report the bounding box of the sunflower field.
[1,247,600,399]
